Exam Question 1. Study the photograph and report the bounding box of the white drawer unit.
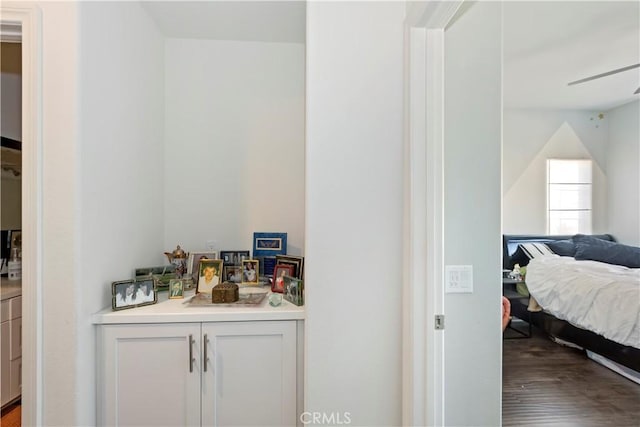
[1,294,22,408]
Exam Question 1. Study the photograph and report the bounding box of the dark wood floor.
[0,400,20,427]
[503,323,640,426]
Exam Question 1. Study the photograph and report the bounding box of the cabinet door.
[1,321,11,407]
[98,323,201,427]
[10,317,21,360]
[201,321,297,427]
[9,358,21,401]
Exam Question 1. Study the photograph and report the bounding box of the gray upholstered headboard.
[502,234,616,270]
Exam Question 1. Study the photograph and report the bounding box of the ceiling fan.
[568,63,640,95]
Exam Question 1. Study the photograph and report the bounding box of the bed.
[502,234,640,374]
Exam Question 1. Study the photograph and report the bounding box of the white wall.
[607,100,640,245]
[444,2,502,426]
[306,2,404,424]
[164,39,305,255]
[76,2,165,425]
[38,1,79,424]
[503,109,609,234]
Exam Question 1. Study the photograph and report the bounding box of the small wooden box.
[212,282,239,303]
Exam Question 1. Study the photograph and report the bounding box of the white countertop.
[1,277,22,301]
[93,288,305,324]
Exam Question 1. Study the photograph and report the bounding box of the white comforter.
[526,256,640,349]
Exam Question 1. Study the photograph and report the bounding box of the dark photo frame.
[283,276,304,306]
[275,255,304,280]
[220,250,251,266]
[112,278,157,311]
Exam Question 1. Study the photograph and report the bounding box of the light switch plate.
[445,265,473,293]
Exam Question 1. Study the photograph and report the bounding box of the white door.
[98,323,201,427]
[405,1,502,425]
[442,2,503,426]
[201,321,297,427]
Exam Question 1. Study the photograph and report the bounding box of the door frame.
[403,2,463,425]
[1,4,42,426]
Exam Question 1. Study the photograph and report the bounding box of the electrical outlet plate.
[445,265,473,293]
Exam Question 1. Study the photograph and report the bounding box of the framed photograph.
[272,264,294,293]
[283,276,304,306]
[134,265,177,291]
[223,265,242,283]
[255,255,277,277]
[252,232,287,257]
[169,279,184,299]
[242,259,260,285]
[275,255,305,280]
[181,277,195,291]
[187,251,218,279]
[197,259,223,294]
[112,278,157,311]
[220,250,251,266]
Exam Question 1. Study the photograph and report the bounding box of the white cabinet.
[98,320,298,427]
[1,295,21,408]
[98,323,201,426]
[201,321,296,426]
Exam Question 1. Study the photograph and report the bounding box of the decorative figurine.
[164,245,189,279]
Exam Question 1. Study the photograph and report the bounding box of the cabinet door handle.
[203,333,208,372]
[189,334,195,373]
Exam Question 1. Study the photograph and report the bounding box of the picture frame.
[187,251,218,280]
[168,279,184,299]
[241,259,260,285]
[181,277,195,291]
[223,265,242,283]
[252,232,287,257]
[283,276,304,306]
[275,255,305,280]
[272,264,294,293]
[134,265,177,291]
[220,250,251,266]
[112,278,157,311]
[255,255,277,277]
[196,259,224,294]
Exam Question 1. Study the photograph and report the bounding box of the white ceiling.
[141,1,638,111]
[503,1,640,111]
[141,1,306,44]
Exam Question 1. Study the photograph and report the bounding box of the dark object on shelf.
[212,282,239,304]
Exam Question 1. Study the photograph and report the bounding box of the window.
[547,159,592,235]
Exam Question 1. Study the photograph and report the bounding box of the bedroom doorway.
[501,1,640,425]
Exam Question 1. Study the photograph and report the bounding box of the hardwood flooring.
[1,330,637,427]
[0,401,20,427]
[503,324,640,426]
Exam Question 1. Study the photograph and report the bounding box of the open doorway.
[501,2,640,425]
[1,20,23,426]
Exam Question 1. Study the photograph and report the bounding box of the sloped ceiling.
[504,1,640,111]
